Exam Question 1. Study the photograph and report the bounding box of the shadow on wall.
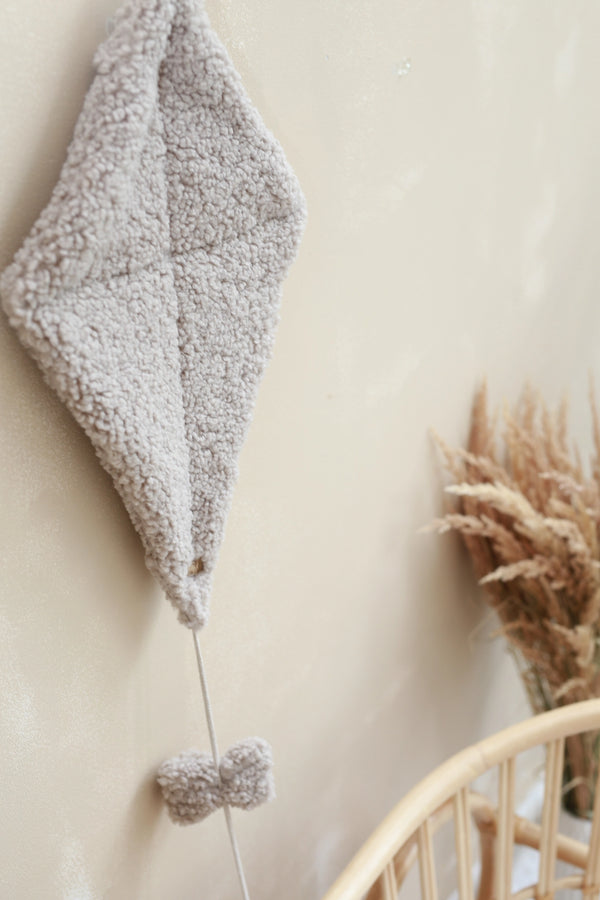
[0,4,108,264]
[0,1,163,652]
[286,432,511,897]
[105,768,165,897]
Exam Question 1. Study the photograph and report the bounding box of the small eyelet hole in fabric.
[188,557,205,575]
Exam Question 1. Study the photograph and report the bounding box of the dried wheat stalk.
[429,380,600,817]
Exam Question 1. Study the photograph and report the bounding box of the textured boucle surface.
[0,0,306,629]
[157,737,274,825]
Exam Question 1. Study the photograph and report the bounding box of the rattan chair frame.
[322,699,600,900]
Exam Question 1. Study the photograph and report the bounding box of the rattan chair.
[322,699,600,900]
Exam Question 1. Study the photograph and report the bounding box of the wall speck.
[0,613,41,752]
[554,25,580,99]
[366,349,422,405]
[521,183,557,306]
[314,829,345,895]
[396,57,412,78]
[59,829,95,900]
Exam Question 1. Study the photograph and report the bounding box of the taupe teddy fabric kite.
[0,0,306,631]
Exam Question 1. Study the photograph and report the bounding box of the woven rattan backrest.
[322,699,600,900]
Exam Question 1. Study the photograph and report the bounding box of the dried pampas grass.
[429,380,600,817]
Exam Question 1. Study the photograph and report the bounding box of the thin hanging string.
[192,631,251,900]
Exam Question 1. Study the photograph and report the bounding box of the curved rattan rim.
[323,698,600,900]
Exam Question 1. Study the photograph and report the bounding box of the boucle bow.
[0,0,305,885]
[157,737,275,825]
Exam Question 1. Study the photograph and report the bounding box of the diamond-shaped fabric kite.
[0,0,306,630]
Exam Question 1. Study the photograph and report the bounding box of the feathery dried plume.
[429,380,600,817]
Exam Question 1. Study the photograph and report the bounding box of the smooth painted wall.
[1,1,599,897]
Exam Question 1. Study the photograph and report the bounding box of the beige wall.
[1,1,599,897]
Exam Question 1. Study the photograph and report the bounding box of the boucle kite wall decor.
[0,0,306,895]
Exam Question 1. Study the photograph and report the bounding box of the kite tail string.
[192,631,251,900]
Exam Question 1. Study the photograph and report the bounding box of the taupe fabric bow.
[157,737,275,825]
